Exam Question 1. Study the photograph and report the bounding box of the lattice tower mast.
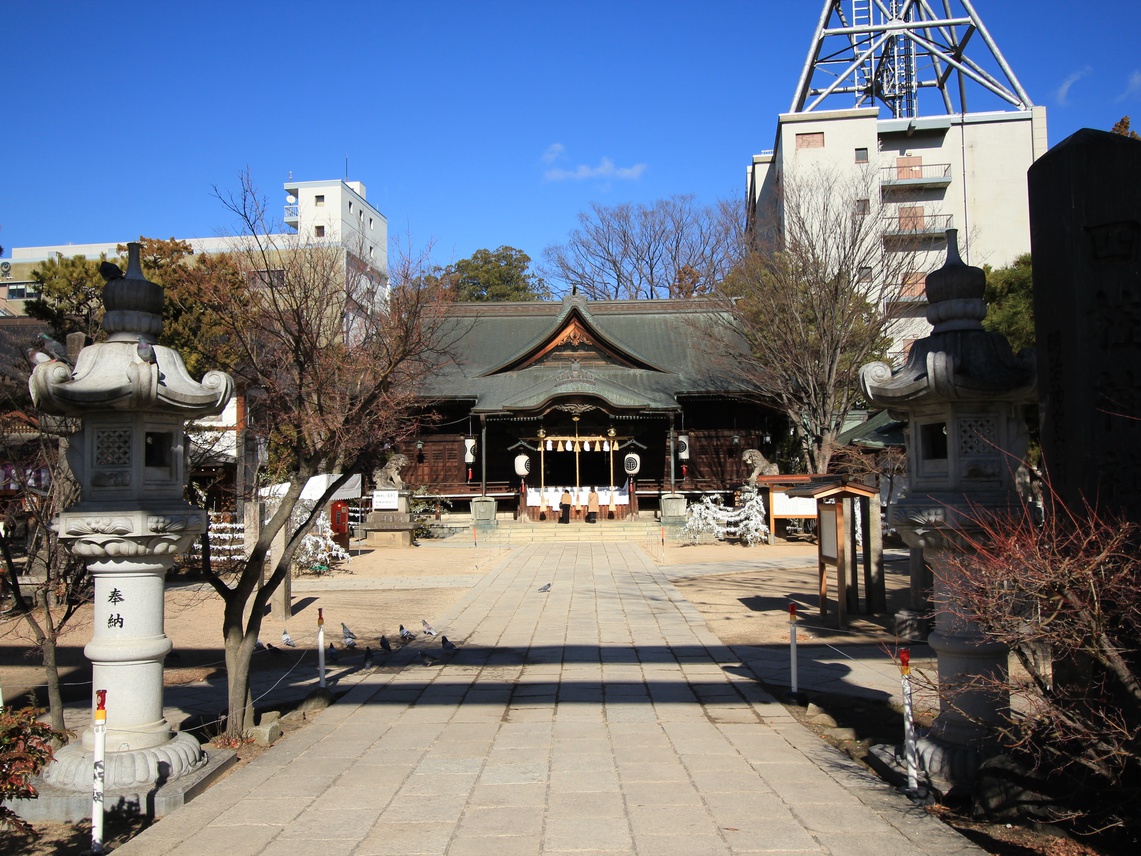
[791,0,1033,118]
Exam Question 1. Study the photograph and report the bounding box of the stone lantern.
[29,243,233,793]
[860,230,1035,790]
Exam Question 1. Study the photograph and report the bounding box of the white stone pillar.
[44,535,206,791]
[82,556,173,752]
[924,549,1010,746]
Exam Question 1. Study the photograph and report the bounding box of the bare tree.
[177,171,457,738]
[0,408,87,733]
[936,487,1141,840]
[543,195,742,300]
[715,165,937,473]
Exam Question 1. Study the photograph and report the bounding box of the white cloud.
[1055,66,1092,106]
[544,156,647,182]
[541,143,565,164]
[1117,70,1141,102]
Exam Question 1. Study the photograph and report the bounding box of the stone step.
[460,522,669,545]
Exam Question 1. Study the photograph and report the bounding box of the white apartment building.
[747,1,1047,361]
[283,179,386,267]
[2,178,388,316]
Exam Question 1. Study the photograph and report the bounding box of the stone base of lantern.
[868,733,991,800]
[13,740,235,823]
[44,730,207,791]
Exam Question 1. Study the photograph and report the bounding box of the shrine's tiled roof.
[421,295,761,414]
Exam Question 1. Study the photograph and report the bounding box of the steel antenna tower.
[790,0,1033,118]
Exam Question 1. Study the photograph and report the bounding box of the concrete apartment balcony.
[880,161,952,189]
[882,212,953,240]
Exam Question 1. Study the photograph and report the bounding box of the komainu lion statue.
[742,448,779,482]
[373,454,410,490]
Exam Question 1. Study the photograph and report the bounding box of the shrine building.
[404,294,783,521]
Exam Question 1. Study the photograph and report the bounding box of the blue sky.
[2,1,1139,270]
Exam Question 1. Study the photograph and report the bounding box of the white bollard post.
[900,648,919,793]
[789,602,800,697]
[317,608,326,689]
[91,689,107,854]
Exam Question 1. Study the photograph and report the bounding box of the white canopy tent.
[259,473,362,503]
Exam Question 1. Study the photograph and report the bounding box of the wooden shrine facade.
[402,295,783,518]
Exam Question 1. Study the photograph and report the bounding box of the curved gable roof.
[421,296,759,414]
[481,296,667,376]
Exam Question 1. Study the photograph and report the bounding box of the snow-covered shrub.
[292,511,350,574]
[681,486,770,546]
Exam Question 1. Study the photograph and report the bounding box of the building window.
[853,198,870,216]
[248,269,285,288]
[314,225,326,238]
[314,195,325,207]
[369,217,374,230]
[369,246,375,258]
[348,201,353,213]
[857,266,873,283]
[6,282,41,300]
[855,147,869,163]
[796,132,825,149]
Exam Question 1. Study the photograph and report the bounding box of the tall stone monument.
[1028,128,1141,522]
[860,230,1036,792]
[29,243,234,796]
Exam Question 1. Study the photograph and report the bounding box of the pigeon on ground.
[281,628,296,647]
[379,635,392,653]
[399,624,415,641]
[266,643,283,656]
[538,582,551,592]
[419,651,440,667]
[421,619,436,636]
[254,639,266,651]
[342,622,357,648]
[441,636,458,652]
[363,647,375,669]
[327,642,339,663]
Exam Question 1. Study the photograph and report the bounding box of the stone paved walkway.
[114,543,980,856]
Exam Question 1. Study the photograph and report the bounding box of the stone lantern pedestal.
[28,243,233,799]
[860,231,1036,794]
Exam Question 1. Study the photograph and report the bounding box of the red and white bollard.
[789,602,799,697]
[900,648,919,793]
[317,608,326,688]
[91,689,107,854]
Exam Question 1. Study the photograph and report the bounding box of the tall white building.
[283,179,387,268]
[747,1,1047,360]
[2,178,388,316]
